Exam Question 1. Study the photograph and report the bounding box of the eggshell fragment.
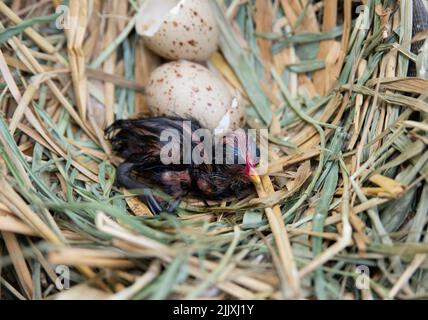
[136,0,219,61]
[146,60,245,131]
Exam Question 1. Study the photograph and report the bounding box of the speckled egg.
[136,0,219,61]
[146,60,245,131]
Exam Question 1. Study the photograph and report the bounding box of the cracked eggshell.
[136,0,219,61]
[146,60,245,131]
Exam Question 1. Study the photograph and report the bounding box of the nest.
[0,0,427,300]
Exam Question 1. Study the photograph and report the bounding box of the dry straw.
[0,0,427,300]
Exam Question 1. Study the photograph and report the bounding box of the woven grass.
[0,0,427,300]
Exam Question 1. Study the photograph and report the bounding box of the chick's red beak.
[245,159,261,185]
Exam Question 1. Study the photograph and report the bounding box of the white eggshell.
[146,60,245,131]
[136,0,219,61]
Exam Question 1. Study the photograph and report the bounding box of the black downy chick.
[105,117,259,214]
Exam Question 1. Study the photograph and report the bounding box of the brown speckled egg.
[136,0,219,61]
[146,60,245,131]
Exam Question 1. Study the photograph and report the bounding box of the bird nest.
[0,0,427,300]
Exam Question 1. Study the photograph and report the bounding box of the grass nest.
[0,0,427,300]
